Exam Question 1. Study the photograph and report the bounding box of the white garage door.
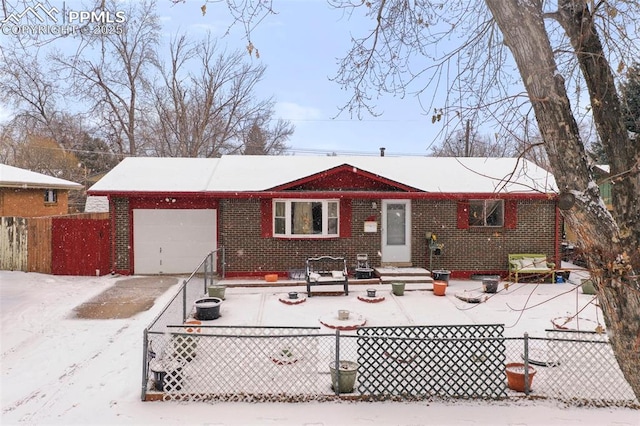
[133,209,216,274]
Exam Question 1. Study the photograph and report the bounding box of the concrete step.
[374,267,431,277]
[379,275,434,284]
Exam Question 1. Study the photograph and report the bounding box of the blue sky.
[158,0,444,156]
[0,0,449,156]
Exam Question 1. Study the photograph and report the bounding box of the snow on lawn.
[1,271,638,425]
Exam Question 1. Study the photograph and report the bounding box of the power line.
[7,140,431,158]
[283,146,429,157]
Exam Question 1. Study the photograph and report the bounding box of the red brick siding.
[413,199,557,275]
[0,188,70,217]
[221,198,557,277]
[113,197,130,271]
[220,198,384,274]
[112,196,557,277]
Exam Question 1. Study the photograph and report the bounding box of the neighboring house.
[594,165,613,211]
[88,156,559,277]
[0,164,83,217]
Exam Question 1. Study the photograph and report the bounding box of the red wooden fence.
[51,217,111,276]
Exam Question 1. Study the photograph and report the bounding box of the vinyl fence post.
[523,332,530,395]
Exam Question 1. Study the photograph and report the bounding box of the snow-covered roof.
[89,157,221,193]
[0,164,83,190]
[89,156,557,194]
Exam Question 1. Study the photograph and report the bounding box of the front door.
[381,200,411,264]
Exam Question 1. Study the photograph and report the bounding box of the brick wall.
[220,198,557,276]
[413,199,557,276]
[112,196,557,276]
[113,197,130,271]
[0,188,70,217]
[220,198,384,274]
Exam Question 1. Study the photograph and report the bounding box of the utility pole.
[464,120,471,157]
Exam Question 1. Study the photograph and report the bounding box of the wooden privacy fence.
[0,213,110,275]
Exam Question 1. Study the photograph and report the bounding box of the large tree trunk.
[556,0,640,248]
[485,0,640,400]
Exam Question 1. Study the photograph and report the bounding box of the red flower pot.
[505,362,536,392]
[433,280,447,296]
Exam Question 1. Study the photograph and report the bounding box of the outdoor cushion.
[309,272,321,282]
[519,258,537,269]
[533,257,548,268]
[331,270,345,279]
[515,257,550,270]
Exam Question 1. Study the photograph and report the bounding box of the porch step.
[379,275,434,284]
[375,267,433,284]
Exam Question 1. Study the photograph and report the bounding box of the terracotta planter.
[433,280,447,296]
[264,274,278,282]
[505,362,536,392]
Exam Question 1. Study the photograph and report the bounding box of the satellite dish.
[558,192,576,210]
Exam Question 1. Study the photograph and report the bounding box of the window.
[44,189,57,203]
[469,199,504,227]
[273,199,339,237]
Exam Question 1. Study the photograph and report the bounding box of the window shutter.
[457,201,469,229]
[339,199,352,237]
[261,199,272,237]
[504,200,518,229]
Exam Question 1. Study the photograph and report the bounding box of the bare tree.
[430,122,518,157]
[150,33,292,157]
[0,50,58,128]
[51,0,160,157]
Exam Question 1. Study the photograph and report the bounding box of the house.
[594,165,613,211]
[87,155,559,277]
[0,164,84,217]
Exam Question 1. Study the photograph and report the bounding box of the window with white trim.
[44,189,58,203]
[469,199,504,227]
[274,199,339,237]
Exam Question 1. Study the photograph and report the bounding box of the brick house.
[88,156,559,277]
[0,164,83,217]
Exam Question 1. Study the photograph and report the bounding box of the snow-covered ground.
[1,271,638,425]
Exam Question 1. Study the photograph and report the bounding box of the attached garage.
[133,209,216,274]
